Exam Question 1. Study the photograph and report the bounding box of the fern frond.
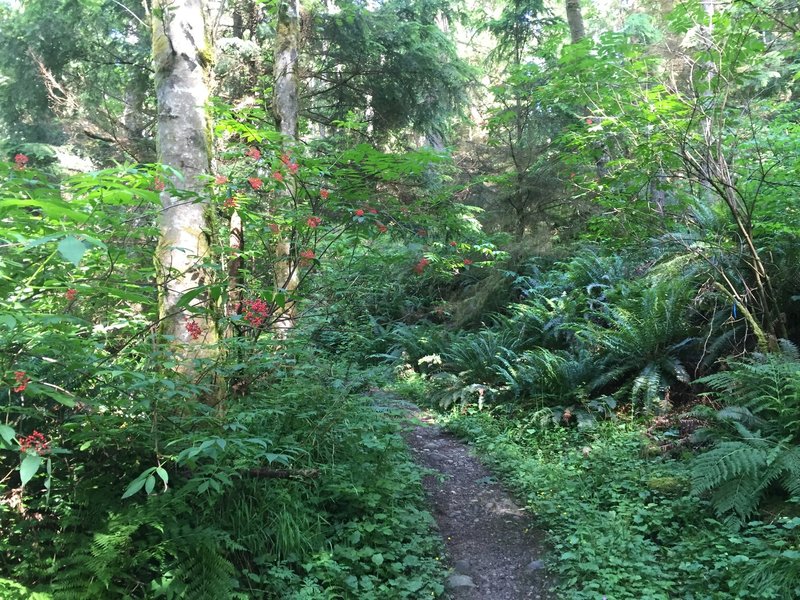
[692,440,767,494]
[631,363,663,410]
[709,471,764,520]
[178,540,238,600]
[777,338,799,360]
[775,446,800,501]
[716,405,759,427]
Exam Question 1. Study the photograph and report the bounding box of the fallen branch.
[247,467,319,479]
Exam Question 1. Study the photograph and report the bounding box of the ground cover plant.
[438,408,800,599]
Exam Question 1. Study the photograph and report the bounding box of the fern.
[692,344,800,522]
[384,323,455,366]
[574,279,695,411]
[49,511,153,599]
[692,438,798,523]
[177,537,241,600]
[556,249,628,291]
[698,342,800,439]
[444,328,521,384]
[494,347,599,406]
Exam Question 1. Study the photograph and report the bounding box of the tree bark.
[226,208,243,327]
[566,0,586,44]
[152,0,219,353]
[272,0,301,335]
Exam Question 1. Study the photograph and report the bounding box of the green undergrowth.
[253,378,447,599]
[428,406,799,599]
[1,363,446,600]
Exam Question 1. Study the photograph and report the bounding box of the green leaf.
[175,285,209,309]
[371,553,384,566]
[155,467,169,487]
[122,477,146,499]
[20,453,42,487]
[94,285,153,304]
[144,474,156,495]
[0,198,89,222]
[0,315,17,330]
[122,468,156,499]
[57,235,88,267]
[0,424,15,446]
[31,384,76,407]
[265,453,290,465]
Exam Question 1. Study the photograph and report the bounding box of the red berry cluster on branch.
[299,249,316,266]
[243,299,271,328]
[185,320,203,340]
[12,371,29,393]
[19,430,49,455]
[413,258,429,274]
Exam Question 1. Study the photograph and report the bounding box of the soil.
[373,391,555,600]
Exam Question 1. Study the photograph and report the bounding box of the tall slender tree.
[565,0,585,43]
[152,0,219,356]
[272,0,301,334]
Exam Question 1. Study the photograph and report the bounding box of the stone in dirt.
[447,574,478,589]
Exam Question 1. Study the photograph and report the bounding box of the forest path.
[371,390,554,600]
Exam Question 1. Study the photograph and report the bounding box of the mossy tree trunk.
[565,0,585,44]
[152,0,219,356]
[272,0,301,336]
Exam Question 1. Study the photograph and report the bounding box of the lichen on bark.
[152,0,219,357]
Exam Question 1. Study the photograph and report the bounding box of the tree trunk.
[121,68,156,162]
[566,0,586,44]
[152,0,219,354]
[226,209,243,328]
[272,0,301,335]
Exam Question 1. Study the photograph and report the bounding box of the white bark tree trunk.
[152,0,219,352]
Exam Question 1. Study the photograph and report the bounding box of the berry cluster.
[185,320,203,340]
[299,249,315,266]
[19,430,49,455]
[243,299,271,328]
[13,371,29,393]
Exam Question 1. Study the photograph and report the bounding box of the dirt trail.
[374,392,554,600]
